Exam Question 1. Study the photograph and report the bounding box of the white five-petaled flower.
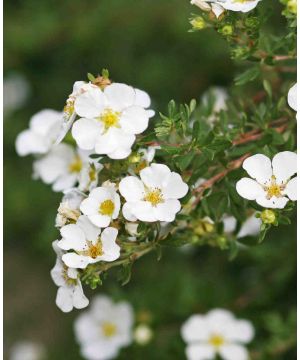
[72,83,154,159]
[221,0,262,12]
[191,0,261,17]
[119,163,189,222]
[15,109,63,156]
[56,81,99,145]
[80,185,120,227]
[58,215,120,269]
[181,309,254,360]
[74,295,134,360]
[288,83,297,112]
[55,189,85,228]
[33,143,100,192]
[191,0,225,18]
[10,341,46,360]
[236,152,297,209]
[50,241,89,313]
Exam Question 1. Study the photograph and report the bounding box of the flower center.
[100,109,120,130]
[208,334,225,348]
[264,176,285,199]
[144,188,164,206]
[99,200,115,216]
[64,99,75,117]
[69,156,83,173]
[87,242,103,259]
[102,322,117,338]
[62,266,77,286]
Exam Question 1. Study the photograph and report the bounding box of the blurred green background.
[4,0,296,359]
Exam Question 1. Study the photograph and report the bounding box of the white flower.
[58,215,120,269]
[10,341,46,360]
[202,87,228,114]
[72,83,154,159]
[33,144,100,192]
[80,185,120,227]
[119,163,189,222]
[222,0,261,12]
[50,241,89,313]
[134,324,153,346]
[190,0,225,18]
[56,81,99,144]
[222,214,261,238]
[181,309,254,360]
[4,73,30,115]
[74,295,134,360]
[288,83,297,112]
[55,189,85,227]
[15,109,63,156]
[236,152,297,209]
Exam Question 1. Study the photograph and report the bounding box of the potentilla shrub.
[15,0,297,359]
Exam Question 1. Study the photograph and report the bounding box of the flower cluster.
[16,73,190,313]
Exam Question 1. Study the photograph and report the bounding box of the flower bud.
[261,210,276,224]
[190,16,207,30]
[287,0,297,14]
[220,24,233,36]
[134,324,153,345]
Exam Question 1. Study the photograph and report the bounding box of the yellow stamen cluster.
[69,156,83,173]
[264,176,285,199]
[99,200,115,216]
[87,242,103,259]
[102,322,117,338]
[208,334,225,348]
[64,100,75,117]
[99,109,121,130]
[144,188,164,206]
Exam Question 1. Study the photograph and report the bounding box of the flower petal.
[162,172,189,199]
[288,83,297,111]
[154,199,181,222]
[104,83,135,111]
[284,177,297,201]
[62,252,90,269]
[99,227,120,262]
[122,202,138,221]
[181,314,209,343]
[95,128,135,156]
[140,163,171,188]
[256,196,289,209]
[237,215,261,238]
[80,197,100,216]
[15,130,49,156]
[74,87,105,118]
[59,224,87,251]
[242,154,272,185]
[226,319,255,343]
[131,201,157,222]
[120,106,149,134]
[88,214,111,228]
[211,3,225,18]
[73,283,89,310]
[56,287,74,313]
[222,0,261,12]
[219,344,249,360]
[77,215,101,243]
[108,147,133,160]
[72,118,102,151]
[186,344,215,360]
[272,151,297,184]
[52,173,77,192]
[236,178,265,200]
[119,176,144,201]
[134,88,151,108]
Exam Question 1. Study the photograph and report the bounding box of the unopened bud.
[220,24,233,36]
[287,0,297,14]
[261,209,276,224]
[134,324,153,345]
[190,16,207,30]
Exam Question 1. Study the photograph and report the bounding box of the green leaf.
[234,66,260,86]
[87,72,95,81]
